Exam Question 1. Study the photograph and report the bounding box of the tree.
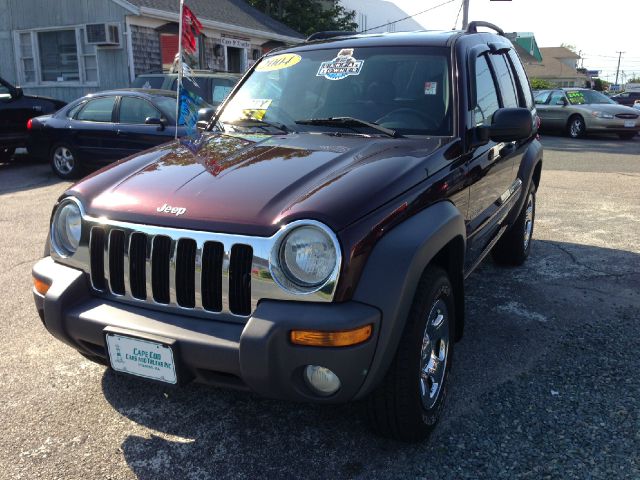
[593,78,611,92]
[627,77,640,84]
[560,43,578,53]
[530,78,553,90]
[247,0,358,36]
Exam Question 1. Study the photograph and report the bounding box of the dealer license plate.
[624,120,636,128]
[106,333,177,384]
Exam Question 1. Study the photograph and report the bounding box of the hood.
[71,132,448,236]
[24,94,66,107]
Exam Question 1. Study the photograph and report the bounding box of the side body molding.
[351,201,466,398]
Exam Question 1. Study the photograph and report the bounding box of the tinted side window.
[474,55,500,126]
[119,96,160,124]
[76,97,116,122]
[132,76,165,89]
[492,54,519,108]
[507,50,534,109]
[534,91,550,104]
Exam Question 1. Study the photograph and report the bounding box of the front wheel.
[567,115,586,138]
[367,266,454,442]
[51,143,82,179]
[492,185,536,266]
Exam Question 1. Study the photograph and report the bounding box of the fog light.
[304,365,341,396]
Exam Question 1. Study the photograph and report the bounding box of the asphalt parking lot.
[0,133,638,479]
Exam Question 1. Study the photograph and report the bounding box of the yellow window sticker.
[241,98,272,120]
[255,53,302,72]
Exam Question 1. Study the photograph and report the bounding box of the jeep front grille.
[89,226,253,316]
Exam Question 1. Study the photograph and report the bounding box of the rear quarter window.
[507,50,534,109]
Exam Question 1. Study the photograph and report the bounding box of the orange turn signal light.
[290,324,373,347]
[33,276,51,296]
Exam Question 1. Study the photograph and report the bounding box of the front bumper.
[585,116,640,133]
[32,257,381,403]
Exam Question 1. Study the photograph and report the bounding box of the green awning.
[505,32,543,62]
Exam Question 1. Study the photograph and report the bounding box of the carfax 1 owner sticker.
[317,49,364,80]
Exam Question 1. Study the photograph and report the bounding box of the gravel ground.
[0,134,638,479]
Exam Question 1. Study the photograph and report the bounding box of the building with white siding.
[0,0,302,102]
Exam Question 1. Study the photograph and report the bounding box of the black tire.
[0,147,15,161]
[492,184,536,266]
[367,266,455,442]
[50,143,82,179]
[567,115,586,138]
[618,132,637,140]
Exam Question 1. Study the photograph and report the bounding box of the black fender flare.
[351,200,466,398]
[506,138,543,227]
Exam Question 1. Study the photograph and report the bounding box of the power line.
[452,0,464,30]
[360,0,458,33]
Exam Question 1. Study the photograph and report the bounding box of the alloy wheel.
[419,298,450,410]
[53,146,75,175]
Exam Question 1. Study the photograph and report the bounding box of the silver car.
[534,88,639,139]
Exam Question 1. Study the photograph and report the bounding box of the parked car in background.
[611,91,640,106]
[28,89,194,178]
[132,71,241,110]
[633,100,640,111]
[0,76,66,161]
[534,88,639,139]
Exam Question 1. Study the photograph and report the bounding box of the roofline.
[116,2,302,43]
[110,0,139,14]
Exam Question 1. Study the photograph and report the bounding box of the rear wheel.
[567,115,585,138]
[367,266,454,442]
[0,147,15,161]
[492,184,536,266]
[618,132,637,140]
[51,143,82,179]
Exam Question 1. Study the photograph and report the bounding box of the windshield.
[566,90,615,105]
[219,46,452,136]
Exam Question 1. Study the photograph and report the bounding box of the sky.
[389,0,640,82]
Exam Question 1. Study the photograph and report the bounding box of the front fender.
[351,201,466,398]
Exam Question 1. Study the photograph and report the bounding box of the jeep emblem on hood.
[157,203,186,216]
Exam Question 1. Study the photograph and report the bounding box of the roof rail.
[466,21,504,36]
[305,31,359,42]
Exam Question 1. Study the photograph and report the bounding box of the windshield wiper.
[295,117,404,138]
[224,118,290,133]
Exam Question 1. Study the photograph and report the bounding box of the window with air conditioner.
[14,27,98,85]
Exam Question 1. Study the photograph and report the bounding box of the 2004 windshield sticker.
[317,49,364,80]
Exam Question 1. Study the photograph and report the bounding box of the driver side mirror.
[145,116,166,130]
[472,107,533,146]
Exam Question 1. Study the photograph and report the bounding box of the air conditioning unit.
[85,23,120,47]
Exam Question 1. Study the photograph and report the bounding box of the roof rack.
[466,21,504,36]
[305,31,359,42]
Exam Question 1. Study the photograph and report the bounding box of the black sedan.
[1,75,66,160]
[28,89,193,178]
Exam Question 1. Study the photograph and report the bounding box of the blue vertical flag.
[177,86,203,136]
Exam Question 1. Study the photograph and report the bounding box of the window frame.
[12,25,101,87]
[489,52,520,109]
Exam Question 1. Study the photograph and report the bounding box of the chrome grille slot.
[202,241,224,312]
[89,227,106,290]
[151,235,171,304]
[615,113,638,119]
[108,229,126,295]
[176,238,197,308]
[229,244,253,316]
[129,232,147,300]
[81,218,339,320]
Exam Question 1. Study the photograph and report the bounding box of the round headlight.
[51,199,82,257]
[278,225,337,288]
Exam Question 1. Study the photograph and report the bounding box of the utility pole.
[462,0,470,30]
[614,51,624,89]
